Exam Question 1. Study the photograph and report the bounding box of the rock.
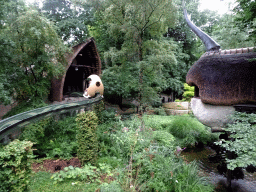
[191,98,235,128]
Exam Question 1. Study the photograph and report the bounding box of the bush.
[99,181,122,192]
[0,140,34,192]
[143,115,174,130]
[152,130,175,149]
[168,115,217,148]
[152,106,167,116]
[20,116,78,158]
[175,83,194,102]
[76,111,98,165]
[93,100,105,123]
[215,112,256,170]
[3,98,47,119]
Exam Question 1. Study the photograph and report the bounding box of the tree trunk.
[138,35,143,115]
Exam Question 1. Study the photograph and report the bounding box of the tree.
[212,13,254,49]
[1,9,69,103]
[40,0,93,45]
[88,0,177,111]
[234,0,256,42]
[0,0,20,104]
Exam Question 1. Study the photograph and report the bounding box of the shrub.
[0,140,34,192]
[143,115,174,130]
[76,111,98,165]
[215,112,256,170]
[20,116,78,158]
[175,83,194,102]
[168,115,217,148]
[98,156,123,168]
[51,163,112,184]
[116,142,213,192]
[99,181,122,192]
[93,100,105,123]
[3,98,47,119]
[91,115,213,192]
[152,130,175,149]
[153,106,167,116]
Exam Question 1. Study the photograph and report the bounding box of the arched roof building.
[51,38,101,102]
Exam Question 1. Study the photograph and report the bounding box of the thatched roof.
[186,48,256,105]
[51,38,101,102]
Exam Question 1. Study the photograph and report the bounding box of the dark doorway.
[63,66,87,95]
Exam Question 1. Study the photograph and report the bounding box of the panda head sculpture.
[83,74,104,98]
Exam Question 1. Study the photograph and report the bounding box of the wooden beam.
[71,65,97,69]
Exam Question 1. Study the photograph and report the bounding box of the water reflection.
[181,147,256,192]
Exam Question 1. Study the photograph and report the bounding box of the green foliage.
[102,63,139,104]
[51,163,112,184]
[215,112,256,170]
[175,83,194,102]
[95,114,211,191]
[27,113,214,192]
[152,130,175,149]
[97,156,122,169]
[152,106,167,116]
[76,111,99,165]
[173,162,214,192]
[40,0,92,45]
[212,13,254,50]
[108,122,153,160]
[0,139,35,192]
[143,114,174,130]
[168,115,217,148]
[0,35,14,105]
[20,116,78,158]
[99,181,122,192]
[29,171,99,192]
[89,0,180,110]
[93,100,105,123]
[93,101,118,124]
[182,83,195,101]
[234,0,256,42]
[1,9,69,104]
[3,98,47,119]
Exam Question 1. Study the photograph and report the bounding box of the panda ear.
[96,82,101,87]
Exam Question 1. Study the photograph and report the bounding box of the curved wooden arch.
[51,38,101,102]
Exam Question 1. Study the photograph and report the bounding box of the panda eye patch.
[96,82,101,87]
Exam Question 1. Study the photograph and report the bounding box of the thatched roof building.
[186,48,256,105]
[51,38,101,102]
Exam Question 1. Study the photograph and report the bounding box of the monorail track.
[0,96,102,144]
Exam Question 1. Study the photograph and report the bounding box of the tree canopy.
[0,0,255,111]
[87,0,180,108]
[0,8,69,104]
[234,0,256,42]
[40,0,93,45]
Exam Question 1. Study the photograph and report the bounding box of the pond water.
[181,147,256,192]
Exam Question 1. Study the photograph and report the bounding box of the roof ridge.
[203,47,256,57]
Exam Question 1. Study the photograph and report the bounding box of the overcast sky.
[199,0,237,15]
